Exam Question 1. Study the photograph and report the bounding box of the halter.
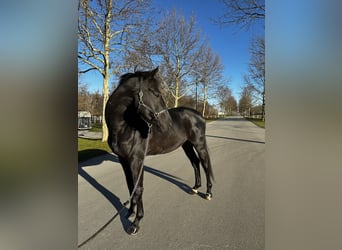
[137,88,168,126]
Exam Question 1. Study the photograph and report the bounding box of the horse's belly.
[147,141,183,155]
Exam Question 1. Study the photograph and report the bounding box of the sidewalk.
[78,130,102,139]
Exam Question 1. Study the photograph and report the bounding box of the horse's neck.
[108,90,134,123]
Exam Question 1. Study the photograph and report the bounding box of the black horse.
[105,67,214,235]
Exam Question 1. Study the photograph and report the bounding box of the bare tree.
[244,36,265,120]
[214,0,265,29]
[194,45,225,117]
[89,91,103,117]
[155,9,203,107]
[226,95,238,115]
[239,85,253,116]
[178,95,196,109]
[77,83,103,119]
[216,85,237,115]
[217,85,231,112]
[78,82,91,111]
[78,0,152,141]
[121,21,157,72]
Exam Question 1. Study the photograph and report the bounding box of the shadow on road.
[216,117,247,122]
[206,134,265,144]
[78,153,195,237]
[144,166,192,194]
[78,154,131,234]
[78,150,119,166]
[144,166,212,200]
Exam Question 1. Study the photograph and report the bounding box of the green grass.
[205,118,218,123]
[78,137,112,162]
[89,124,102,132]
[245,118,265,128]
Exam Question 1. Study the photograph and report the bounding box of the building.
[78,111,92,129]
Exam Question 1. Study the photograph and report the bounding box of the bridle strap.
[137,89,168,125]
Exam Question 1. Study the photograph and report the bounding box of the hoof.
[205,193,212,200]
[190,188,198,195]
[127,225,140,235]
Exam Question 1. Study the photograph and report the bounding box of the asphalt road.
[78,116,265,249]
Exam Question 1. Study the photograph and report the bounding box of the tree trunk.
[174,78,179,107]
[101,74,109,142]
[261,91,265,121]
[101,0,112,142]
[174,58,181,108]
[202,82,207,117]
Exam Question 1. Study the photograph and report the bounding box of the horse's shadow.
[144,166,209,199]
[144,166,192,193]
[78,152,195,234]
[78,152,132,233]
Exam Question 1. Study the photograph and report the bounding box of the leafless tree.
[217,85,231,112]
[78,82,91,111]
[178,95,196,109]
[244,36,265,120]
[214,0,265,29]
[78,0,152,141]
[78,80,103,115]
[194,45,225,117]
[216,85,237,115]
[226,95,238,115]
[239,85,253,115]
[155,9,203,107]
[89,90,103,117]
[121,21,158,72]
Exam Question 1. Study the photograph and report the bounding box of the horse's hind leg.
[193,140,214,200]
[182,141,201,194]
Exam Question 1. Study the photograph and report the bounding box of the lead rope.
[78,126,152,248]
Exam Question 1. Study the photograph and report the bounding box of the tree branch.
[78,55,104,77]
[78,67,98,74]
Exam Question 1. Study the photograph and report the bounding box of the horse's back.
[147,107,205,155]
[168,107,206,133]
[168,107,205,123]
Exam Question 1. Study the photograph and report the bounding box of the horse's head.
[132,67,171,131]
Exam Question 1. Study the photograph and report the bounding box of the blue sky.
[80,0,264,104]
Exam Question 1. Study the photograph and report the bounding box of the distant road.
[78,116,265,249]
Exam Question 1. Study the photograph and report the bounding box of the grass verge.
[205,118,217,123]
[89,124,102,132]
[78,138,112,162]
[245,118,265,128]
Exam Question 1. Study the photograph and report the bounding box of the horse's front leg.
[127,185,144,235]
[127,158,145,235]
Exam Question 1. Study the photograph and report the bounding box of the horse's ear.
[151,67,159,77]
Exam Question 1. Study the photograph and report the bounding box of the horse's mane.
[119,70,153,86]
